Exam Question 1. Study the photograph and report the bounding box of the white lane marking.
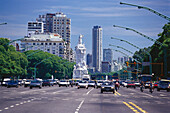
[0,109,2,112]
[86,88,94,95]
[15,104,19,106]
[20,102,23,105]
[10,105,14,108]
[75,100,85,113]
[4,107,9,110]
[27,100,31,102]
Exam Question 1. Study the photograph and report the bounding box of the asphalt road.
[0,85,169,113]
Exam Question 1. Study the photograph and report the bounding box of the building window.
[41,43,43,45]
[49,43,52,45]
[45,43,48,45]
[53,43,56,45]
[33,43,35,45]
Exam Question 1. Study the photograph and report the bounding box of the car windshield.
[60,80,66,82]
[159,81,169,85]
[102,82,112,85]
[89,81,94,83]
[79,81,86,83]
[9,81,17,83]
[98,81,103,83]
[31,80,40,83]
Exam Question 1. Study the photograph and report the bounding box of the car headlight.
[111,87,114,89]
[102,87,104,89]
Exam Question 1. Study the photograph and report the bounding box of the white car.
[77,81,88,89]
[24,80,31,87]
[122,82,128,87]
[96,81,103,88]
[88,81,96,88]
[58,80,69,87]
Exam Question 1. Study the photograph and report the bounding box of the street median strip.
[129,102,148,113]
[123,102,140,113]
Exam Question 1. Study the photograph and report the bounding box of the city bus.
[138,74,152,83]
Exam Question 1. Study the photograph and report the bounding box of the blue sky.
[0,0,169,60]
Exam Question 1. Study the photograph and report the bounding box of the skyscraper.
[92,26,102,72]
[86,53,92,67]
[103,48,113,63]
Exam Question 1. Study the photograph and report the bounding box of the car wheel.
[134,87,136,89]
[113,91,115,94]
[59,85,61,87]
[30,87,32,89]
[39,87,41,89]
[77,87,79,89]
[16,86,18,88]
[86,87,88,89]
[157,88,160,91]
[167,89,169,92]
[7,86,10,88]
[101,90,103,93]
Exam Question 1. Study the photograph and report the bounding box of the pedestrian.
[115,79,119,91]
[140,81,144,92]
[149,81,154,93]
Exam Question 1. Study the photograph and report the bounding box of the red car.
[126,82,136,89]
[154,82,159,88]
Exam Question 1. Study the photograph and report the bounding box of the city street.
[0,85,169,113]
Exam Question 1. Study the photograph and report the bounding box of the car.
[88,81,96,88]
[101,82,115,94]
[154,82,159,89]
[77,80,88,89]
[58,80,69,87]
[30,80,42,89]
[42,80,53,87]
[122,82,128,87]
[134,82,140,87]
[7,80,19,88]
[75,80,80,86]
[24,80,31,87]
[126,82,136,89]
[145,82,150,89]
[2,78,10,86]
[157,80,170,92]
[96,80,103,88]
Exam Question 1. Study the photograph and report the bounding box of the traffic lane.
[118,87,170,113]
[79,88,133,113]
[0,85,71,110]
[0,87,95,113]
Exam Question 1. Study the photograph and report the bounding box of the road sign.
[142,62,150,66]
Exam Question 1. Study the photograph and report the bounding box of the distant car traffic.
[30,80,42,89]
[134,82,140,87]
[96,81,103,88]
[88,81,96,88]
[101,82,115,94]
[126,82,136,89]
[145,82,150,89]
[157,80,170,92]
[77,80,88,89]
[58,80,69,87]
[154,82,159,89]
[7,80,19,88]
[42,80,53,87]
[24,80,31,87]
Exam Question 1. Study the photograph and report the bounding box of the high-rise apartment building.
[34,12,71,61]
[92,26,102,72]
[27,21,44,36]
[21,33,66,59]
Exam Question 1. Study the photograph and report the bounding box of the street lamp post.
[0,23,7,25]
[109,44,142,72]
[113,25,166,77]
[111,37,152,75]
[120,2,170,21]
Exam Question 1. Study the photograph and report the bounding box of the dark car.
[157,80,170,92]
[7,80,19,88]
[154,82,159,89]
[42,80,52,87]
[30,80,42,89]
[101,82,115,94]
[126,82,136,89]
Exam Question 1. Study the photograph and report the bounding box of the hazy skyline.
[0,0,169,60]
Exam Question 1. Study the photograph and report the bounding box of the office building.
[92,26,102,72]
[86,53,92,67]
[27,21,44,36]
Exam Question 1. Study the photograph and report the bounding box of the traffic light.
[134,62,136,66]
[126,62,129,66]
[124,70,127,73]
[55,70,57,73]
